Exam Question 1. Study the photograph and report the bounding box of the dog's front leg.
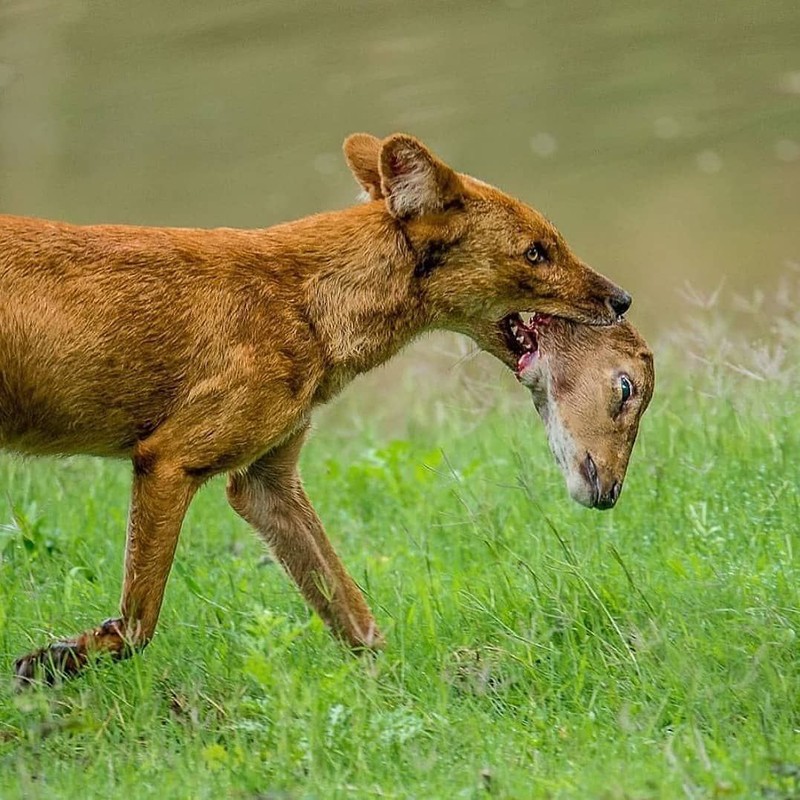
[14,452,201,686]
[227,429,382,650]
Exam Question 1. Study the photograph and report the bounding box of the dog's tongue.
[517,350,537,374]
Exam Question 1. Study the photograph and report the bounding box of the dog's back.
[0,215,250,456]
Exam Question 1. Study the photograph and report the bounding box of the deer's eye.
[525,243,547,265]
[620,374,633,404]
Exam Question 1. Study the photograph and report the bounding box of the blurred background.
[1,0,798,426]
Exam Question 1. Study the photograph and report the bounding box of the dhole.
[3,132,632,684]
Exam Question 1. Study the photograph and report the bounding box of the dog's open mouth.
[501,313,551,374]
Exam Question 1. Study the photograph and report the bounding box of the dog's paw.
[13,640,87,689]
[348,622,385,654]
[13,619,129,690]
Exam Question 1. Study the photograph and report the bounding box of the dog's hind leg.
[227,428,382,650]
[14,449,202,686]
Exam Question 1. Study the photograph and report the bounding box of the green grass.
[0,349,798,799]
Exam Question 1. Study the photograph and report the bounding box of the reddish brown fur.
[4,133,630,683]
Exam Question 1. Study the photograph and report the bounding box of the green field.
[1,0,799,795]
[0,302,798,800]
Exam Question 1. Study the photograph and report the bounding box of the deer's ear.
[378,134,464,219]
[343,133,384,200]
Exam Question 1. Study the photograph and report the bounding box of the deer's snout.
[582,454,622,510]
[596,479,621,510]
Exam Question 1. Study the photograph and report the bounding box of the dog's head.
[513,315,654,509]
[343,133,631,369]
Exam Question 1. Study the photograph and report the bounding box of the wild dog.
[3,132,632,684]
[511,314,654,508]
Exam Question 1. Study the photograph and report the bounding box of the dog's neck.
[265,204,437,386]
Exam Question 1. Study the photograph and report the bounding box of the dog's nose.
[608,290,632,318]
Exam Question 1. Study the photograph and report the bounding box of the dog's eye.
[525,242,547,265]
[619,374,633,404]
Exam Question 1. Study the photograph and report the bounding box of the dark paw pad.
[14,641,86,688]
[13,618,138,689]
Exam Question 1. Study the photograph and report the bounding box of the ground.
[0,323,798,799]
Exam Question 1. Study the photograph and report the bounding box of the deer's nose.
[596,481,621,510]
[608,290,632,318]
[583,454,622,510]
[598,481,621,509]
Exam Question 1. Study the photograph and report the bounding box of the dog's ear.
[343,133,384,200]
[378,134,464,219]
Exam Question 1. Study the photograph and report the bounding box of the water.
[1,0,798,343]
